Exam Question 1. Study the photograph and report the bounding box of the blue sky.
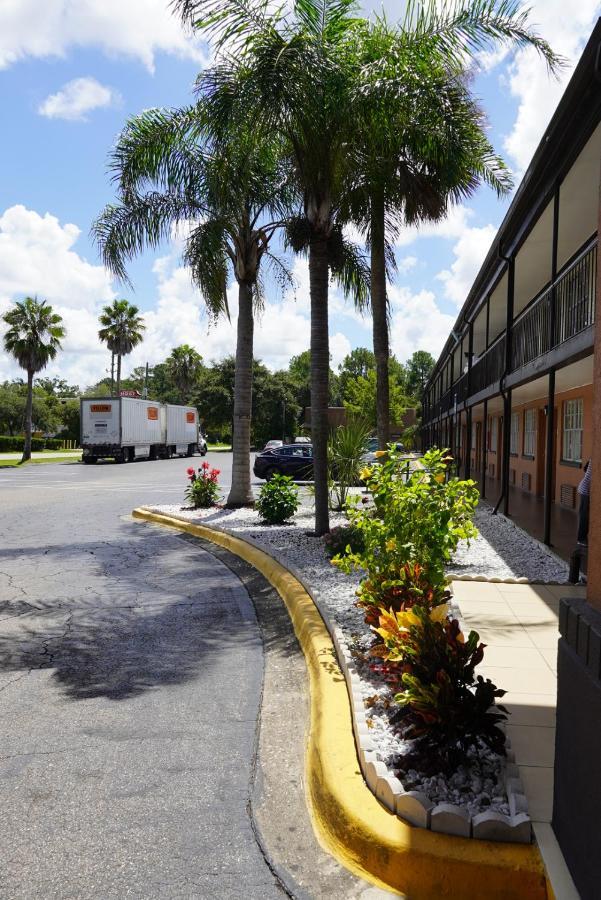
[0,0,599,389]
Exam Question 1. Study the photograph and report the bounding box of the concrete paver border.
[132,507,549,900]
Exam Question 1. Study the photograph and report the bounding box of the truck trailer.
[80,397,199,463]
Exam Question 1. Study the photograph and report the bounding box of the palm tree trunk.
[309,234,330,536]
[22,369,33,463]
[227,280,255,507]
[371,189,390,449]
[116,354,122,395]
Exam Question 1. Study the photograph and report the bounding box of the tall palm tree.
[348,5,560,448]
[2,296,66,462]
[93,106,294,507]
[98,299,145,395]
[165,344,204,403]
[175,0,370,534]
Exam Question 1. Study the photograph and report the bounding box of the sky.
[0,0,600,390]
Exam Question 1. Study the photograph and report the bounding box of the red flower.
[213,469,220,476]
[186,467,195,476]
[201,461,210,470]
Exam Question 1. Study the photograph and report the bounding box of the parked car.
[198,433,208,456]
[253,443,313,481]
[361,437,405,466]
[263,439,283,451]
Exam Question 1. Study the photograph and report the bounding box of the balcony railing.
[511,239,597,370]
[469,334,506,396]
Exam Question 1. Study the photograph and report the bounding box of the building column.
[586,167,601,609]
[543,370,556,546]
[481,399,488,499]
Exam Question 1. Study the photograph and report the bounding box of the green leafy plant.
[323,524,365,560]
[327,418,372,510]
[185,462,221,508]
[334,447,479,588]
[256,473,299,525]
[371,605,507,772]
[357,562,451,627]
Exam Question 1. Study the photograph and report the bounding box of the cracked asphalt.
[0,455,286,899]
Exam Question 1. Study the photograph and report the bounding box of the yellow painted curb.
[132,508,548,900]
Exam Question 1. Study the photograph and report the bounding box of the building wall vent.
[488,463,495,478]
[521,472,531,491]
[560,483,577,508]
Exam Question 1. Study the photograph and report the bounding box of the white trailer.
[165,404,199,458]
[80,397,168,463]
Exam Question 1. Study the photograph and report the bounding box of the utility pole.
[282,398,286,442]
[110,352,115,396]
[143,362,149,399]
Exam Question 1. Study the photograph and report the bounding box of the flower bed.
[149,451,567,842]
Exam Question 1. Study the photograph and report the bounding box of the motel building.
[421,20,601,899]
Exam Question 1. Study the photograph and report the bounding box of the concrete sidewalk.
[452,578,586,898]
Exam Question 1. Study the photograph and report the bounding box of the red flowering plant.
[185,461,221,508]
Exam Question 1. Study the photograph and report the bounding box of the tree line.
[0,344,434,452]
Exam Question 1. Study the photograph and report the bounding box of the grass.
[0,455,81,469]
[207,443,232,451]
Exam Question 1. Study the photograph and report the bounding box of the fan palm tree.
[348,5,560,448]
[92,106,294,506]
[98,299,145,395]
[2,296,66,462]
[165,344,204,403]
[175,0,560,527]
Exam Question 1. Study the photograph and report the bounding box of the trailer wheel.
[186,444,194,457]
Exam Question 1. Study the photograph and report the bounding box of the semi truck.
[80,397,199,464]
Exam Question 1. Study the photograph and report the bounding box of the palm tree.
[98,299,145,395]
[2,296,66,462]
[174,0,370,534]
[165,344,204,403]
[93,106,294,507]
[345,5,560,448]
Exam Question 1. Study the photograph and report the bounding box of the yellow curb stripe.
[132,508,548,900]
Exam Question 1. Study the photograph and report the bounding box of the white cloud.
[398,255,417,274]
[0,205,115,386]
[436,223,497,307]
[395,204,474,247]
[501,1,601,174]
[38,77,120,121]
[0,0,207,72]
[388,284,455,363]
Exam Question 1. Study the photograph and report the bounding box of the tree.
[93,105,293,507]
[338,347,375,399]
[406,350,435,402]
[98,299,145,395]
[343,370,410,430]
[347,4,559,449]
[175,0,370,534]
[2,297,66,461]
[165,345,204,404]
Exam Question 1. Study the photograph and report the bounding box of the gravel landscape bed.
[146,493,564,836]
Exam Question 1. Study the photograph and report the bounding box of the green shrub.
[334,447,479,588]
[0,435,65,452]
[256,474,299,524]
[372,605,507,772]
[323,524,365,559]
[327,418,371,510]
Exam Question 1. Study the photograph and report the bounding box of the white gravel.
[147,491,566,815]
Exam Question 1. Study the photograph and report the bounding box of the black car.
[253,443,313,480]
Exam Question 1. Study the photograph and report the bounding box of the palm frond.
[328,229,370,312]
[402,0,564,74]
[183,221,231,321]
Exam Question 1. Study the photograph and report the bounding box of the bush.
[323,524,365,559]
[185,462,221,508]
[371,605,507,772]
[256,473,299,524]
[327,418,371,510]
[357,562,451,626]
[0,436,65,452]
[334,446,479,588]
